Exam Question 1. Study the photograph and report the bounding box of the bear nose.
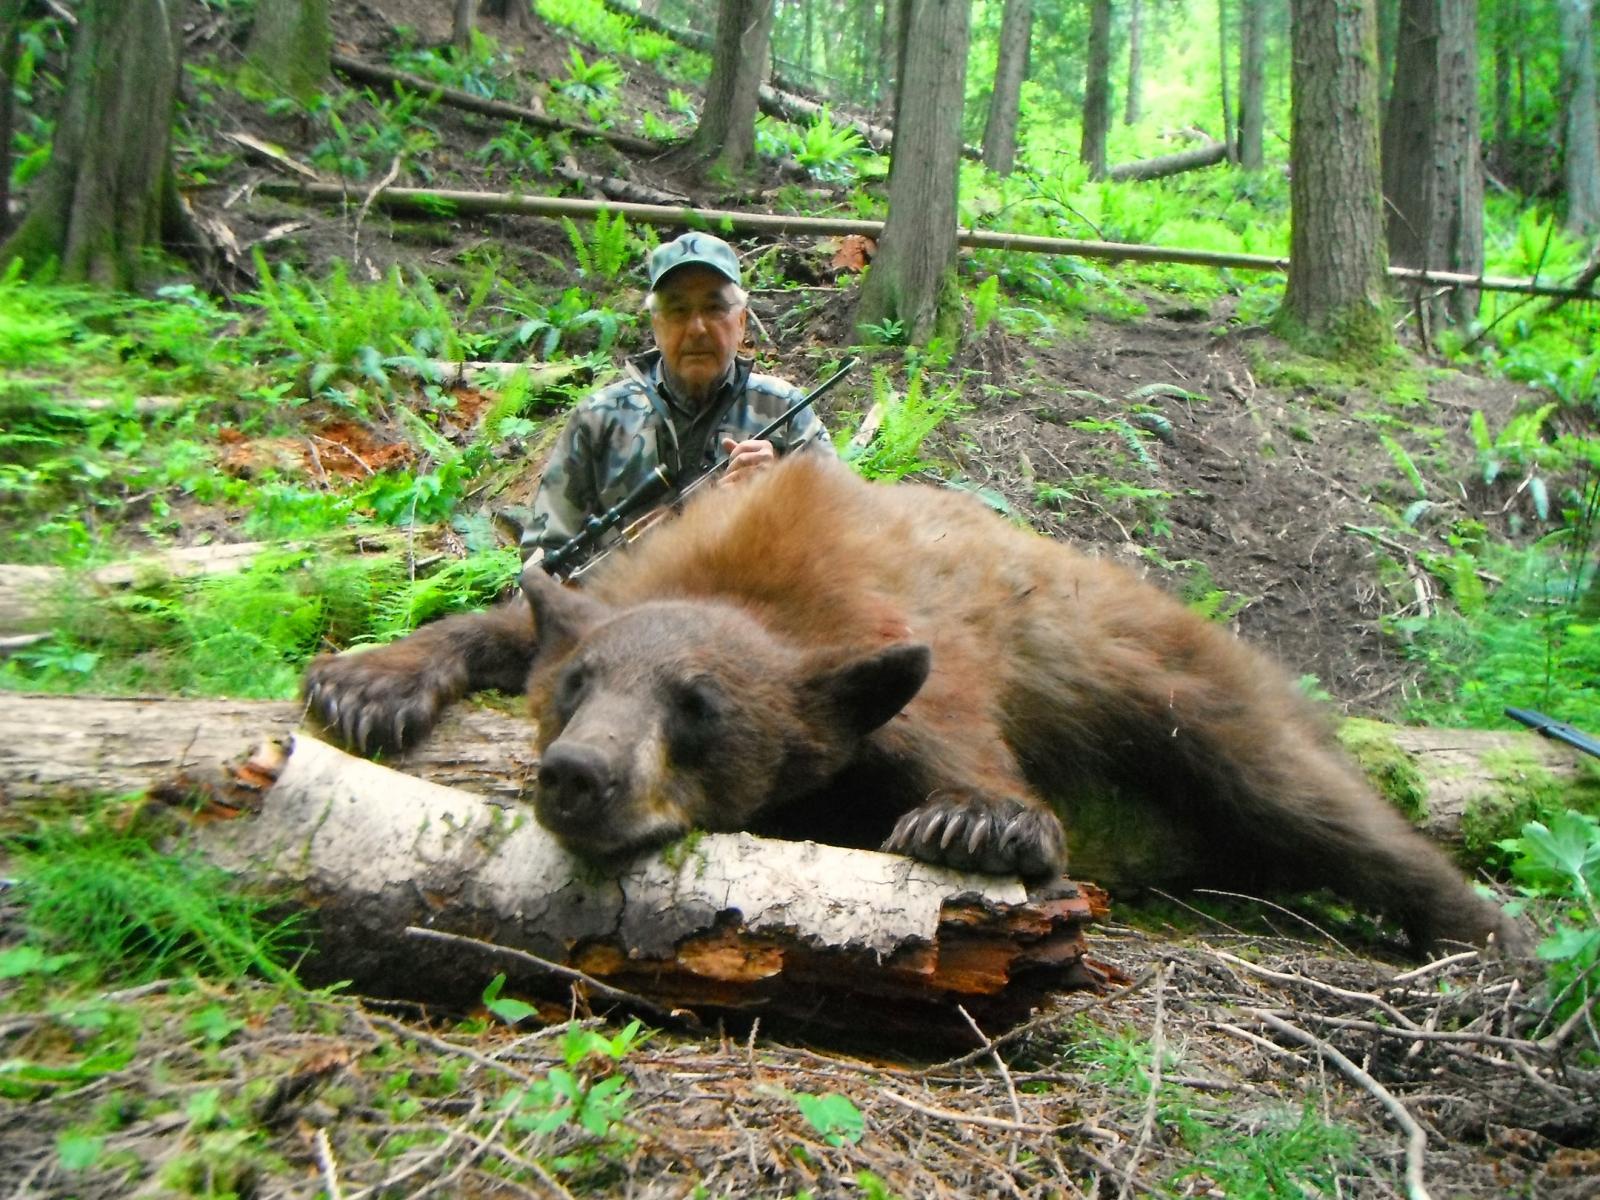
[536,743,618,827]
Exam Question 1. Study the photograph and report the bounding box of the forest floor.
[2,1,1598,1197]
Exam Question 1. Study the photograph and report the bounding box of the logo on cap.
[647,233,742,290]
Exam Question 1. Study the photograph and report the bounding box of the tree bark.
[0,0,183,288]
[687,0,777,175]
[1218,0,1235,159]
[1380,0,1484,326]
[1124,0,1142,125]
[0,0,21,238]
[876,0,899,117]
[1080,0,1112,178]
[981,0,1033,175]
[245,0,332,104]
[480,0,536,31]
[452,0,477,47]
[1237,0,1266,169]
[1107,139,1228,182]
[1277,0,1392,358]
[1559,0,1600,234]
[855,0,969,345]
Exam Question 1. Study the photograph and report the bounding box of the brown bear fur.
[304,454,1518,954]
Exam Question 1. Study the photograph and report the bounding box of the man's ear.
[801,643,931,737]
[521,564,610,663]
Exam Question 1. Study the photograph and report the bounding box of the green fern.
[1378,433,1427,498]
[843,368,967,481]
[561,211,632,283]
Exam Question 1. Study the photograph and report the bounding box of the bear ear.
[521,563,610,661]
[802,643,931,737]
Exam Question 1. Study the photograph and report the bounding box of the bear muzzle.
[535,742,622,838]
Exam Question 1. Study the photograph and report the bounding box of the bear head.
[520,565,932,860]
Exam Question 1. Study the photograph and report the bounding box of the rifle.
[541,356,859,581]
[1504,706,1600,761]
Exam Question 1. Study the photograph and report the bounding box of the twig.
[1117,962,1168,1200]
[1191,887,1354,953]
[1209,949,1420,1029]
[1388,951,1478,985]
[360,1011,537,1087]
[398,1109,511,1200]
[876,1089,1054,1134]
[313,1128,344,1200]
[956,1005,1023,1169]
[352,155,402,261]
[1208,1020,1309,1064]
[1250,1009,1432,1200]
[403,925,697,1029]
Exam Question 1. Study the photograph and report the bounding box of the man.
[521,232,834,566]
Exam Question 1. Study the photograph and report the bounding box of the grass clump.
[10,811,302,985]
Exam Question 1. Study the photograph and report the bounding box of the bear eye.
[664,677,724,765]
[554,663,589,722]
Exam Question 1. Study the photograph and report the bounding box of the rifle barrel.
[1504,706,1600,760]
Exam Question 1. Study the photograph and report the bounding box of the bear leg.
[303,597,537,754]
[883,791,1067,879]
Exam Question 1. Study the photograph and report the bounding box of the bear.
[303,453,1519,955]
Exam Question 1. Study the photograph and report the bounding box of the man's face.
[649,266,748,402]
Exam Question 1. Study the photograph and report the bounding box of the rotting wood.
[256,183,1597,301]
[2,695,1588,852]
[185,733,1108,1042]
[330,54,660,156]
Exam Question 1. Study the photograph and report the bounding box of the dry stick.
[399,1108,512,1200]
[360,1011,539,1088]
[1270,1007,1547,1054]
[955,1005,1024,1170]
[403,926,694,1029]
[353,155,402,263]
[1117,962,1168,1200]
[1389,950,1478,986]
[1190,887,1354,953]
[312,1128,344,1200]
[876,1089,1055,1135]
[1250,1008,1432,1200]
[1208,948,1421,1030]
[256,182,1595,300]
[1208,1020,1309,1064]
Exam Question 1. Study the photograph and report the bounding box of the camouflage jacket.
[521,350,835,560]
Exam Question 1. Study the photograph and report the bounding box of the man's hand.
[720,437,778,486]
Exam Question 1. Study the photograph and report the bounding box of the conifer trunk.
[0,0,183,288]
[1080,0,1112,178]
[981,0,1033,175]
[1559,0,1600,233]
[1380,0,1483,326]
[855,0,969,344]
[687,0,777,175]
[1237,0,1266,169]
[1277,0,1392,357]
[246,0,332,103]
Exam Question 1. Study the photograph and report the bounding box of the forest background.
[3,0,1600,1196]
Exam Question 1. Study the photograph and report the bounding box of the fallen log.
[4,695,1593,855]
[187,731,1108,1042]
[1106,139,1229,183]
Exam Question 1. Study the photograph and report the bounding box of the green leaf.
[56,1131,104,1172]
[0,944,79,979]
[185,1004,244,1045]
[793,1091,865,1146]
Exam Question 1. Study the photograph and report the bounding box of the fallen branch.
[254,183,1595,300]
[1106,139,1228,183]
[330,54,660,156]
[1250,1009,1433,1200]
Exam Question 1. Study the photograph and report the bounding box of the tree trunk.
[452,0,477,47]
[0,0,183,288]
[1559,0,1600,234]
[1377,0,1398,103]
[1218,0,1235,159]
[1080,0,1112,178]
[481,0,536,30]
[0,0,21,237]
[855,0,969,345]
[245,0,332,104]
[876,0,899,116]
[1381,0,1484,327]
[981,0,1033,174]
[687,0,777,175]
[1124,0,1142,125]
[1276,0,1392,358]
[1237,0,1266,169]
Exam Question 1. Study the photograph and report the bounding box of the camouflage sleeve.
[521,407,603,561]
[786,403,836,458]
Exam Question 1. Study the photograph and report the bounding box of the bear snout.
[536,742,621,835]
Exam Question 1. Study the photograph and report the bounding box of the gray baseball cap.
[647,232,742,290]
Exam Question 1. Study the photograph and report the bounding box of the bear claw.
[302,651,463,756]
[884,794,1066,880]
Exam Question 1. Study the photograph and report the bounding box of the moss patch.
[1338,718,1428,823]
[1459,748,1600,863]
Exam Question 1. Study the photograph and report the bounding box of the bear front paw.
[302,649,465,755]
[882,794,1067,880]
